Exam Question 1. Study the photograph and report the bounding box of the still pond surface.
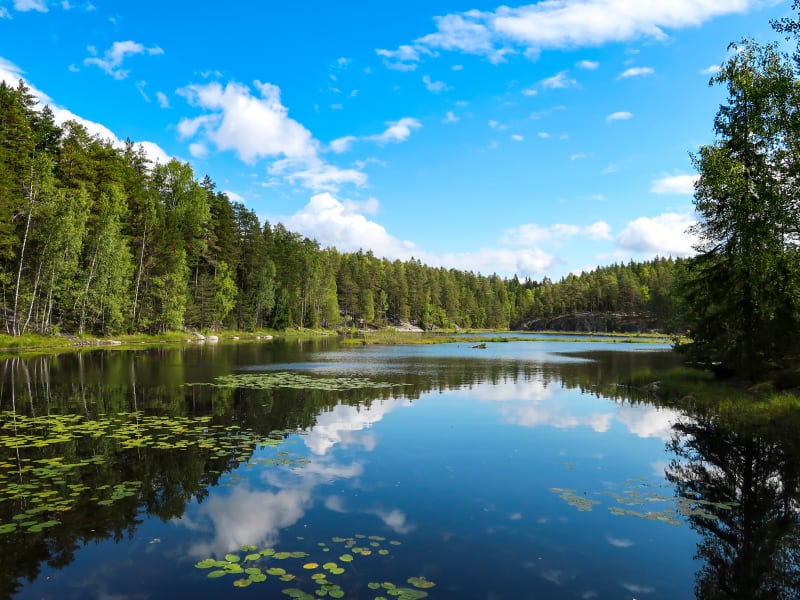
[0,337,797,599]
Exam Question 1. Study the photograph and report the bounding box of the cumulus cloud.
[617,66,654,79]
[504,221,612,245]
[84,40,163,79]
[178,80,316,163]
[13,0,47,11]
[606,111,633,122]
[281,193,557,278]
[366,117,422,144]
[376,0,755,67]
[650,174,698,195]
[540,70,579,89]
[617,212,697,256]
[177,79,370,192]
[283,193,419,258]
[700,64,720,75]
[576,59,599,69]
[442,110,460,123]
[156,91,169,108]
[269,158,367,192]
[0,56,169,165]
[329,135,358,154]
[422,74,450,92]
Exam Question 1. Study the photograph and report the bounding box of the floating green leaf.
[408,577,436,589]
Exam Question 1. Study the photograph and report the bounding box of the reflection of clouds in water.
[622,582,655,594]
[324,495,348,513]
[606,535,634,548]
[650,460,670,477]
[303,398,411,455]
[615,404,679,440]
[456,379,680,438]
[183,453,365,557]
[504,406,613,432]
[371,508,415,534]
[187,484,311,557]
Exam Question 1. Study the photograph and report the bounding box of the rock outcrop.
[515,312,663,334]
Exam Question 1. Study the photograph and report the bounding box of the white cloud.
[504,221,611,245]
[700,64,720,75]
[650,174,698,195]
[375,44,430,71]
[570,153,589,160]
[512,134,524,141]
[617,66,654,79]
[14,0,47,11]
[606,111,633,122]
[521,86,538,96]
[156,91,169,108]
[329,135,358,154]
[377,0,755,67]
[617,212,697,256]
[188,142,208,158]
[0,56,169,165]
[537,131,550,139]
[0,6,12,17]
[223,190,244,203]
[422,74,450,92]
[540,70,579,89]
[282,193,557,277]
[442,110,460,123]
[84,40,163,79]
[269,158,367,192]
[576,59,599,69]
[283,193,418,258]
[178,80,316,163]
[452,64,464,71]
[366,117,422,144]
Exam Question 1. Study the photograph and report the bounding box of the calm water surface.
[0,338,797,599]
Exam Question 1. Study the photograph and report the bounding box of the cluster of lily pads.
[549,477,739,525]
[192,372,409,392]
[195,534,435,599]
[0,411,303,536]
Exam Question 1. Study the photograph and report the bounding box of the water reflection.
[0,341,797,599]
[666,415,800,599]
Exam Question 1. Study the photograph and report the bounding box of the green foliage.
[0,81,688,339]
[679,39,800,383]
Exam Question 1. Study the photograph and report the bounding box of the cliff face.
[514,312,664,334]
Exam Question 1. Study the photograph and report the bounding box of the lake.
[1,337,798,599]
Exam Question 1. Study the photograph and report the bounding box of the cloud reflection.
[460,378,680,438]
[303,399,411,455]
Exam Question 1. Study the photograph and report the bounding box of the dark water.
[0,338,798,599]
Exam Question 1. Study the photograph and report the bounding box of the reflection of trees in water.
[0,342,680,596]
[666,416,800,599]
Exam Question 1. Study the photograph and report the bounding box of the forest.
[0,79,687,338]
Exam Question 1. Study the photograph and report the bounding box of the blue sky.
[0,0,791,279]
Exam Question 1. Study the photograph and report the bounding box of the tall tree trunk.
[12,164,36,336]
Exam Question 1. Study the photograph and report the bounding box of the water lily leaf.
[267,568,287,576]
[339,554,353,562]
[233,578,252,587]
[303,562,319,570]
[408,576,436,589]
[207,570,227,579]
[249,573,267,583]
[195,558,216,569]
[224,553,241,563]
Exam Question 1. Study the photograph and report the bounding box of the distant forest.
[0,80,686,337]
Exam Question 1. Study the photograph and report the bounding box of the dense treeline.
[0,79,685,337]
